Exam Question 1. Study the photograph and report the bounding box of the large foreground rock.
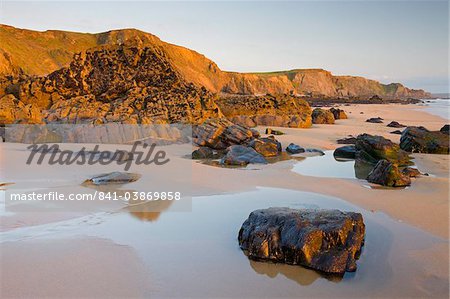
[366,160,411,187]
[355,133,411,165]
[192,119,259,150]
[220,145,267,166]
[238,208,365,274]
[312,108,335,124]
[400,126,449,154]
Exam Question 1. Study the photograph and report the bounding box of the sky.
[1,1,448,93]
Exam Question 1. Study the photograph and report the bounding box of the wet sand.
[1,103,449,298]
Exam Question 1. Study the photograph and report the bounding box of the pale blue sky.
[1,1,448,92]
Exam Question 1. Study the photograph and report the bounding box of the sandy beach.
[1,103,449,298]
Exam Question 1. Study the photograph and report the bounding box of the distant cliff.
[0,24,430,99]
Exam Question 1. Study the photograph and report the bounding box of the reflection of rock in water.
[249,260,342,286]
[81,182,174,221]
[128,200,173,222]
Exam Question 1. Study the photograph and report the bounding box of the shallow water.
[1,187,448,298]
[292,150,358,179]
[418,98,450,120]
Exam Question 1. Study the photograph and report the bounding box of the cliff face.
[0,44,222,124]
[0,25,430,100]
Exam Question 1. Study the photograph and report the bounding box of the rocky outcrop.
[0,94,43,124]
[1,44,223,125]
[220,145,267,166]
[400,126,449,154]
[238,208,365,274]
[1,25,430,101]
[192,119,259,150]
[312,108,335,124]
[440,125,449,134]
[216,94,312,128]
[366,160,411,187]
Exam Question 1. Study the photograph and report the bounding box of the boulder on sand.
[355,133,411,165]
[402,167,424,178]
[249,136,282,157]
[329,108,348,120]
[366,160,411,187]
[366,117,383,123]
[400,126,449,154]
[192,147,223,159]
[265,128,284,135]
[286,143,305,154]
[312,108,335,124]
[192,119,259,150]
[238,207,365,274]
[387,121,406,128]
[333,145,356,160]
[220,145,267,166]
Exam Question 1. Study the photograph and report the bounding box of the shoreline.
[1,102,448,298]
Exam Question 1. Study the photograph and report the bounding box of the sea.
[418,98,450,120]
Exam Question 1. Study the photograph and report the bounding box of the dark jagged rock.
[286,143,305,154]
[390,130,403,135]
[337,136,357,145]
[265,128,284,135]
[84,172,141,185]
[387,121,406,128]
[333,145,356,160]
[312,108,335,124]
[366,117,383,123]
[355,133,411,165]
[220,145,267,166]
[329,108,348,120]
[400,126,449,154]
[249,136,282,157]
[238,207,365,274]
[192,119,259,150]
[440,124,449,134]
[366,160,411,187]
